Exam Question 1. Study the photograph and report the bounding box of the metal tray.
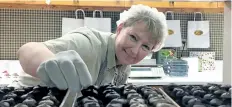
[59,89,71,107]
[157,88,180,107]
[72,91,82,107]
[60,89,79,107]
[71,87,181,107]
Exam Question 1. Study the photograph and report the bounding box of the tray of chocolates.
[0,85,68,107]
[72,83,180,107]
[162,83,231,107]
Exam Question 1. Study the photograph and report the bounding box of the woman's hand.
[36,50,93,92]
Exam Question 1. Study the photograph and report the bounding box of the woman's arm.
[17,42,55,78]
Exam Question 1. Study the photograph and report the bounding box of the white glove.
[36,50,93,92]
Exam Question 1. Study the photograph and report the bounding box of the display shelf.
[0,1,225,13]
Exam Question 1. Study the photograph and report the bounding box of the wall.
[0,9,224,60]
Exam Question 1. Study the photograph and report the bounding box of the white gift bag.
[84,10,111,32]
[62,9,85,36]
[164,11,182,47]
[187,12,210,48]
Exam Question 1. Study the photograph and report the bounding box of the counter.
[0,59,224,86]
[127,59,223,85]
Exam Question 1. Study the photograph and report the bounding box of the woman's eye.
[129,35,137,42]
[142,45,150,51]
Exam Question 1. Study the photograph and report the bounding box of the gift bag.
[84,10,111,32]
[164,11,182,47]
[62,9,85,36]
[187,12,210,48]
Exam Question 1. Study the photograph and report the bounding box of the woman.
[16,4,168,92]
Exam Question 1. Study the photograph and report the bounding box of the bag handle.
[194,12,203,21]
[164,11,174,20]
[93,10,103,18]
[75,9,85,19]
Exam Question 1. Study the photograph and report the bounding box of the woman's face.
[115,21,156,65]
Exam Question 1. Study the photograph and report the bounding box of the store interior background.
[0,1,231,85]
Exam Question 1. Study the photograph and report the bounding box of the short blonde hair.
[116,4,168,52]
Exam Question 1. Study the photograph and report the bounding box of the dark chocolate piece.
[187,98,202,107]
[130,102,147,107]
[0,101,10,107]
[22,97,37,107]
[129,97,145,105]
[38,100,54,106]
[14,103,29,107]
[209,98,223,106]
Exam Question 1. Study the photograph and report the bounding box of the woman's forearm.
[17,42,55,78]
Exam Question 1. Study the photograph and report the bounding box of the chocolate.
[22,97,37,106]
[164,84,232,107]
[75,84,177,107]
[129,97,145,105]
[210,98,223,106]
[0,85,66,107]
[187,98,202,107]
[38,100,54,106]
[0,101,10,107]
[182,95,195,106]
[130,102,147,107]
[13,103,29,107]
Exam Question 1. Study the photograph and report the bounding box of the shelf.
[173,1,218,9]
[0,1,225,13]
[125,1,171,8]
